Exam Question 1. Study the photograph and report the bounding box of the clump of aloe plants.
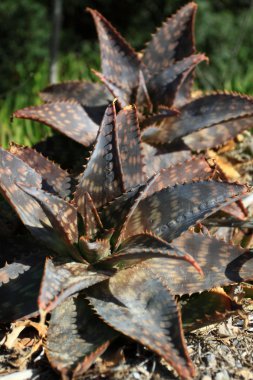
[1,101,253,379]
[13,2,253,175]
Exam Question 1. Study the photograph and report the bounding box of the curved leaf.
[147,54,207,108]
[40,80,112,107]
[94,232,202,274]
[183,115,253,151]
[181,289,242,332]
[0,148,56,246]
[86,267,195,380]
[142,230,253,295]
[0,236,49,322]
[74,103,124,210]
[142,93,253,145]
[18,185,78,246]
[116,105,146,188]
[142,2,197,73]
[38,259,108,313]
[10,143,71,198]
[121,180,249,242]
[87,8,140,100]
[13,101,98,147]
[46,295,117,378]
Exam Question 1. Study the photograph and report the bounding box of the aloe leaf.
[99,184,144,231]
[183,115,253,151]
[46,295,117,378]
[94,232,202,274]
[87,8,140,100]
[86,267,195,380]
[0,148,55,246]
[18,185,78,246]
[142,230,253,295]
[38,259,108,313]
[10,143,71,198]
[142,2,197,73]
[142,93,253,146]
[13,101,98,147]
[0,236,49,322]
[147,54,207,108]
[181,289,242,332]
[116,105,146,188]
[141,143,192,177]
[144,156,212,194]
[81,192,104,240]
[74,102,124,210]
[40,80,112,107]
[121,180,250,242]
[93,69,134,107]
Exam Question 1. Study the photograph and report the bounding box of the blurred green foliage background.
[1,0,253,146]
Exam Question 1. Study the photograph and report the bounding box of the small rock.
[204,353,217,368]
[201,375,212,380]
[215,369,230,380]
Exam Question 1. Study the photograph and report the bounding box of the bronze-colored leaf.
[142,230,253,296]
[92,69,132,107]
[99,184,143,231]
[94,232,202,274]
[183,115,253,151]
[86,267,195,380]
[181,288,242,332]
[74,102,124,210]
[142,93,253,146]
[0,236,49,322]
[141,106,179,129]
[174,69,195,107]
[81,192,104,239]
[40,80,112,107]
[0,148,55,245]
[38,259,108,313]
[147,54,207,108]
[116,105,146,188]
[121,180,250,242]
[46,295,117,378]
[87,8,140,101]
[13,101,98,147]
[142,2,197,73]
[144,156,212,194]
[141,143,192,177]
[18,184,78,246]
[10,143,71,198]
[0,262,30,287]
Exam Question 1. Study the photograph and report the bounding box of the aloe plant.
[13,2,253,163]
[1,102,253,379]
